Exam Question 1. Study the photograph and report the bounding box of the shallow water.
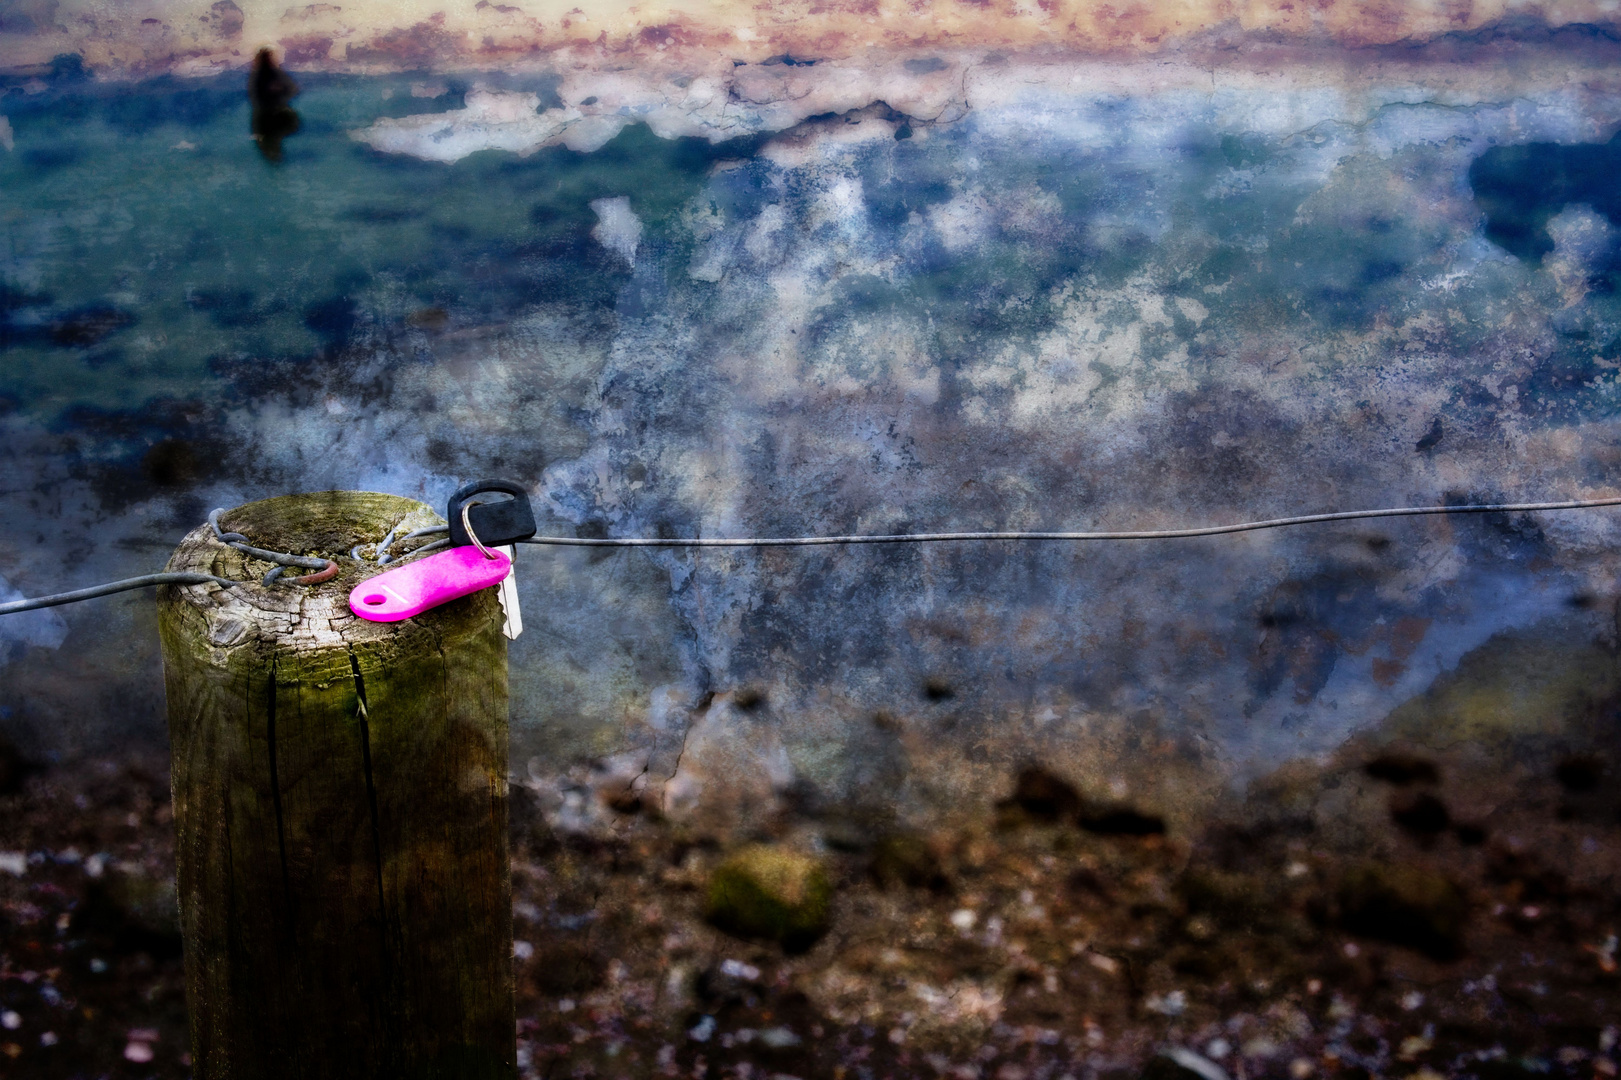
[4,64,1620,793]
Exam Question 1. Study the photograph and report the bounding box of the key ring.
[460,500,498,560]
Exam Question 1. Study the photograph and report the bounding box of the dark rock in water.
[1555,753,1607,791]
[606,787,644,815]
[1485,846,1567,904]
[1471,1059,1561,1080]
[1002,767,1166,835]
[1364,752,1441,786]
[1390,791,1451,836]
[141,438,200,488]
[1180,867,1272,929]
[1415,416,1444,452]
[508,789,561,856]
[405,306,450,332]
[705,845,832,952]
[870,833,948,893]
[0,733,30,796]
[1339,861,1468,960]
[1079,804,1166,836]
[76,869,182,958]
[1141,1047,1230,1080]
[249,48,300,162]
[1006,767,1083,822]
[818,811,883,853]
[528,939,604,995]
[48,305,135,348]
[1067,865,1116,901]
[732,687,767,711]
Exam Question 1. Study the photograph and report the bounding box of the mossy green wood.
[157,492,515,1080]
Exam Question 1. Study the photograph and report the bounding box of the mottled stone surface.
[1,31,1619,830]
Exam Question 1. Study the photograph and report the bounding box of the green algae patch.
[706,845,833,952]
[1381,622,1618,748]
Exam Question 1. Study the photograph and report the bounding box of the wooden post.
[157,491,515,1080]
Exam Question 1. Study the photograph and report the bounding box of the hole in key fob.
[348,546,512,623]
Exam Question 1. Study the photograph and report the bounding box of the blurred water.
[1,68,1618,811]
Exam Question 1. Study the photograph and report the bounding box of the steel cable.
[3,494,1619,615]
[0,573,243,615]
[516,496,1621,547]
[207,508,339,586]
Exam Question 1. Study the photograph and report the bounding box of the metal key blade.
[496,545,522,639]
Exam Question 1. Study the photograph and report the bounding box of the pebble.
[1242,1038,1280,1060]
[1399,1034,1434,1059]
[720,958,760,981]
[1146,990,1187,1016]
[0,1012,18,1031]
[1150,1047,1230,1080]
[124,1041,155,1063]
[758,1026,801,1048]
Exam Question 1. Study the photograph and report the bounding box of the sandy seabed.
[0,740,1616,1080]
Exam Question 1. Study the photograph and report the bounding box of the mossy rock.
[1339,860,1468,960]
[1380,623,1618,747]
[705,845,832,952]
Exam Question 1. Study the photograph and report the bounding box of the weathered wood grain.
[158,491,514,1080]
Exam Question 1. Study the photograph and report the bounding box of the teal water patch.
[1470,130,1621,261]
[0,73,757,420]
[7,78,1619,430]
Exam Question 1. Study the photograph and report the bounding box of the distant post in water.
[158,491,514,1080]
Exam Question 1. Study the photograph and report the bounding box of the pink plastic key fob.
[348,546,512,623]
